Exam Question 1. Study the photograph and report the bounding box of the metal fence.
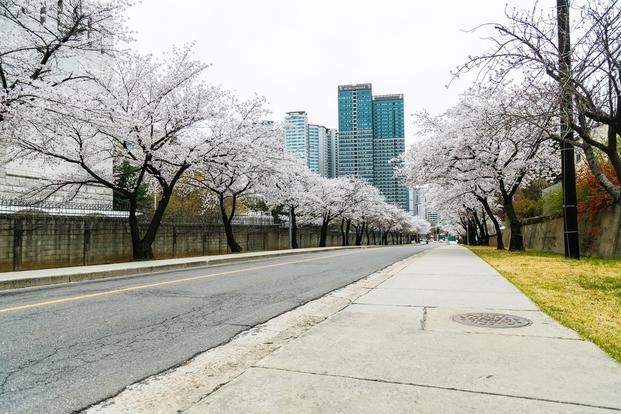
[0,198,280,226]
[0,198,129,218]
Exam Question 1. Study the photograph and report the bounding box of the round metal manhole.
[451,313,532,329]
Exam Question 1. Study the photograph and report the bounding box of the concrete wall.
[0,215,365,272]
[501,205,621,258]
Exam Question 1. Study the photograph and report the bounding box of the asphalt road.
[0,245,433,413]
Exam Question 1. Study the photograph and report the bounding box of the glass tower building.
[337,84,409,210]
[372,94,409,210]
[337,84,374,182]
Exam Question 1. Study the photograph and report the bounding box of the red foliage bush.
[576,160,619,247]
[576,161,618,221]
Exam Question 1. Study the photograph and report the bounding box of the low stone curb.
[84,249,425,414]
[0,246,375,291]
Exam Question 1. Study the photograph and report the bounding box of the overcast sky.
[126,1,543,146]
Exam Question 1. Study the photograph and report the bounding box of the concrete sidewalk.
[0,246,370,290]
[188,245,621,413]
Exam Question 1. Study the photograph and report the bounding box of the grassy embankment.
[468,246,621,363]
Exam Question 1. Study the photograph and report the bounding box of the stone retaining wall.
[0,215,361,272]
[501,205,621,258]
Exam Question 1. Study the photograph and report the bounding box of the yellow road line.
[0,250,362,315]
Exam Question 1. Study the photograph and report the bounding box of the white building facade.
[0,11,114,207]
[410,186,439,225]
[284,111,309,164]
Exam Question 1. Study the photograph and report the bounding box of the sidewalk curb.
[0,246,377,291]
[84,248,428,413]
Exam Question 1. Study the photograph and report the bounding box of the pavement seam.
[420,307,428,330]
[251,366,621,412]
[180,370,249,413]
[372,287,529,295]
[354,302,539,312]
[351,302,432,308]
[423,329,585,341]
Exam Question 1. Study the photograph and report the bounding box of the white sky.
[126,1,543,147]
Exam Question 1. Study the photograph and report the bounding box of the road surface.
[0,245,432,413]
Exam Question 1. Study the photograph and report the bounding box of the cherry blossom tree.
[400,85,558,251]
[333,177,377,246]
[0,0,132,124]
[347,182,385,246]
[260,157,319,249]
[8,46,223,260]
[455,0,621,204]
[189,97,283,253]
[299,177,352,247]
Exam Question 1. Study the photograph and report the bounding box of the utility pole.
[557,0,580,259]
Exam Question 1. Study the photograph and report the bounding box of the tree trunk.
[127,199,152,260]
[319,217,329,247]
[128,184,175,260]
[290,207,299,249]
[355,222,366,246]
[340,219,347,246]
[219,194,242,253]
[503,199,524,251]
[479,209,490,246]
[477,195,505,250]
[470,209,484,245]
[345,219,351,246]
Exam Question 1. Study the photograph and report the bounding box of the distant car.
[448,240,458,245]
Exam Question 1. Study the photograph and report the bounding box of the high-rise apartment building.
[284,112,336,177]
[307,124,321,174]
[326,128,338,178]
[284,111,309,163]
[372,94,409,210]
[337,84,409,210]
[337,84,374,182]
[310,125,338,177]
[411,186,439,224]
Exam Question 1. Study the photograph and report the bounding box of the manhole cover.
[451,313,532,329]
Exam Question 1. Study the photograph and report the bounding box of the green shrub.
[515,197,544,219]
[543,187,564,217]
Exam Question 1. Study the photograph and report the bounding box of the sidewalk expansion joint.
[180,370,248,413]
[252,366,621,412]
[427,329,585,341]
[420,307,428,330]
[352,303,433,309]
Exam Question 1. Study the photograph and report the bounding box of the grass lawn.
[468,245,621,363]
